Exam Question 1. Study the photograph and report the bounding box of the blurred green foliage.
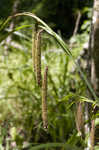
[0,25,85,150]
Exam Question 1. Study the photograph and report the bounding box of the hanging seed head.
[32,24,38,73]
[36,29,43,86]
[42,66,48,129]
[75,102,84,136]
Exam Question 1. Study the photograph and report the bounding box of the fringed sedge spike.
[32,24,38,73]
[36,29,43,86]
[42,66,48,129]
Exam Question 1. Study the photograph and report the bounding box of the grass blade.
[1,12,97,100]
[30,143,82,150]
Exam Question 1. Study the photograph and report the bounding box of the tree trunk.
[85,1,99,150]
[4,0,20,55]
[91,0,99,93]
[90,1,99,149]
